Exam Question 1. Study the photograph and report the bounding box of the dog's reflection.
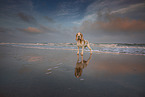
[75,54,92,78]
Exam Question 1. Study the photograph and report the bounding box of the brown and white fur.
[76,32,92,56]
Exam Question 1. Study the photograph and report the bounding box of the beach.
[0,45,145,97]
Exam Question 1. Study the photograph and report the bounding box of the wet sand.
[0,45,145,97]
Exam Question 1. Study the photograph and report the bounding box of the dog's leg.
[81,55,83,64]
[87,44,92,55]
[77,54,79,61]
[81,46,84,56]
[77,46,79,55]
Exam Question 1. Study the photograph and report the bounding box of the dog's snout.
[78,36,81,38]
[78,36,81,40]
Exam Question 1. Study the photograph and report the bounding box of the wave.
[92,43,145,49]
[0,42,145,56]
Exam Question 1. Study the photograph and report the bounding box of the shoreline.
[2,44,145,56]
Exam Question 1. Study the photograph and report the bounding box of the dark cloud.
[44,16,55,23]
[0,27,15,34]
[0,27,10,33]
[0,27,20,42]
[0,0,33,12]
[17,12,37,24]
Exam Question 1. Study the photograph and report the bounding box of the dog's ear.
[80,33,84,40]
[76,33,78,41]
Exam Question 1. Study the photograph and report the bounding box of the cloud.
[17,12,37,24]
[57,1,81,18]
[111,3,145,14]
[23,27,42,33]
[86,0,122,14]
[0,27,15,35]
[18,24,59,34]
[73,14,97,25]
[78,12,145,43]
[39,24,59,33]
[80,17,145,34]
[44,16,55,23]
[78,0,145,35]
[97,18,145,32]
[0,0,33,13]
[0,27,22,42]
[0,27,10,33]
[85,0,145,18]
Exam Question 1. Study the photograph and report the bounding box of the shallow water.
[0,42,145,56]
[0,45,145,97]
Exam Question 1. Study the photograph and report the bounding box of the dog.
[76,32,92,56]
[75,54,92,78]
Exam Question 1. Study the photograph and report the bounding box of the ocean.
[0,42,145,56]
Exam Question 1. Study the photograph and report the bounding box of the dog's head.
[75,67,82,78]
[76,32,84,41]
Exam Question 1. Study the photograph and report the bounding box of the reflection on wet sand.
[92,57,145,75]
[75,54,92,78]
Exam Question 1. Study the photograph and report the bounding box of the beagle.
[76,32,92,56]
[75,54,92,78]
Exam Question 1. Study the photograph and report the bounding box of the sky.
[0,0,145,43]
